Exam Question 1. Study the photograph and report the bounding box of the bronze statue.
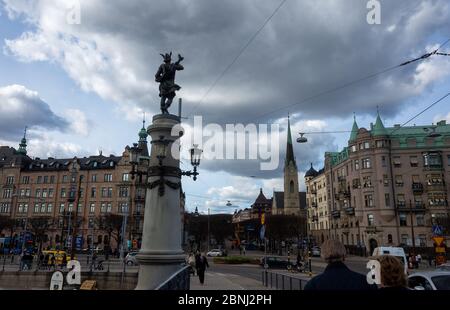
[155,52,184,114]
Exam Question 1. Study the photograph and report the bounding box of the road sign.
[432,236,444,247]
[261,213,265,225]
[432,225,443,236]
[435,246,446,253]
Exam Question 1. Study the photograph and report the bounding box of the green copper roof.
[372,112,388,136]
[349,114,359,142]
[138,119,148,141]
[17,126,27,155]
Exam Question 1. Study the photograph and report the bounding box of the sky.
[0,0,449,215]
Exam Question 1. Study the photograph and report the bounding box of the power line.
[186,0,288,117]
[244,38,450,123]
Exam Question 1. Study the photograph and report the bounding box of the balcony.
[412,183,424,194]
[310,202,318,208]
[429,200,449,207]
[312,215,319,222]
[426,182,445,191]
[345,207,355,215]
[331,210,341,219]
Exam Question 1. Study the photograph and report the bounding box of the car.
[311,246,321,257]
[408,271,450,290]
[436,263,450,272]
[206,249,224,257]
[371,247,408,275]
[124,252,139,266]
[260,256,290,269]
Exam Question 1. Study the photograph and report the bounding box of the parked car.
[124,252,139,266]
[436,263,450,272]
[206,249,224,257]
[311,246,321,257]
[260,256,290,269]
[408,271,450,290]
[371,247,408,275]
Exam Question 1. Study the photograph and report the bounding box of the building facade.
[0,121,186,252]
[305,114,450,255]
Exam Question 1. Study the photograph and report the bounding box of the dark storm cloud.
[0,84,69,140]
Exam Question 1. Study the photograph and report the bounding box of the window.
[376,140,385,148]
[289,181,294,193]
[6,176,14,185]
[91,174,97,182]
[423,152,442,168]
[40,203,46,213]
[385,193,390,207]
[43,176,48,184]
[101,203,106,213]
[416,214,425,226]
[399,213,407,226]
[393,157,401,168]
[397,194,405,207]
[383,174,389,186]
[37,176,42,184]
[388,234,393,244]
[48,188,54,198]
[50,176,55,184]
[107,203,112,213]
[119,187,129,198]
[59,203,65,213]
[395,175,403,186]
[418,235,426,247]
[22,176,30,184]
[2,189,12,199]
[25,189,30,197]
[0,203,11,213]
[91,187,96,198]
[122,173,129,182]
[19,189,26,197]
[101,187,107,198]
[364,141,370,149]
[104,174,113,182]
[47,203,53,213]
[428,192,447,206]
[61,188,66,198]
[90,203,95,214]
[362,158,371,169]
[364,194,374,207]
[351,145,357,152]
[108,187,113,198]
[354,160,359,170]
[42,189,48,198]
[381,156,386,167]
[367,214,374,226]
[68,203,73,212]
[77,203,83,213]
[362,176,372,188]
[119,202,129,213]
[410,156,418,167]
[34,204,39,213]
[35,189,41,198]
[401,234,409,245]
[62,175,68,183]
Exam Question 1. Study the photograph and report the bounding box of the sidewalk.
[190,272,269,290]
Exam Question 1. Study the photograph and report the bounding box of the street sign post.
[432,225,444,236]
[432,236,447,266]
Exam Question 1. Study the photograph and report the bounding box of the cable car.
[297,133,308,143]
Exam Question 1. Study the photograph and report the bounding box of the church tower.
[283,116,300,215]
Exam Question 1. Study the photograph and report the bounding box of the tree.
[96,214,124,252]
[28,217,54,254]
[209,214,233,246]
[265,215,307,255]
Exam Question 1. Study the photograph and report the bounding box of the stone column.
[135,114,185,290]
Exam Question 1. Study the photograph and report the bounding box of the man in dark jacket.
[304,239,377,290]
[195,253,209,285]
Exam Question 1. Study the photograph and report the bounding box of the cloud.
[3,0,450,124]
[63,108,90,136]
[0,84,69,140]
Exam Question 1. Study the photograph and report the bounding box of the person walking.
[304,239,378,290]
[378,255,410,290]
[196,253,209,285]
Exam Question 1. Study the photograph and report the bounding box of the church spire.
[349,112,359,142]
[138,113,149,157]
[372,107,388,136]
[18,126,28,155]
[285,114,296,167]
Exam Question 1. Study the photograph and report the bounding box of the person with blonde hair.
[304,239,377,290]
[378,255,409,290]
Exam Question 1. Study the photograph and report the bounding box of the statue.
[155,52,184,114]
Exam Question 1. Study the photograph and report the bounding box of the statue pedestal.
[135,114,185,290]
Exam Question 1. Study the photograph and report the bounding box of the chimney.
[437,120,447,126]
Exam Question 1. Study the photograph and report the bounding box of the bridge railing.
[155,265,190,290]
[261,270,305,290]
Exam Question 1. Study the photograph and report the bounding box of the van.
[371,247,408,275]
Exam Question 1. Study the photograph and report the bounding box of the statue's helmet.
[160,52,172,63]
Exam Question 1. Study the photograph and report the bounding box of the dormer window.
[109,161,114,167]
[93,161,98,167]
